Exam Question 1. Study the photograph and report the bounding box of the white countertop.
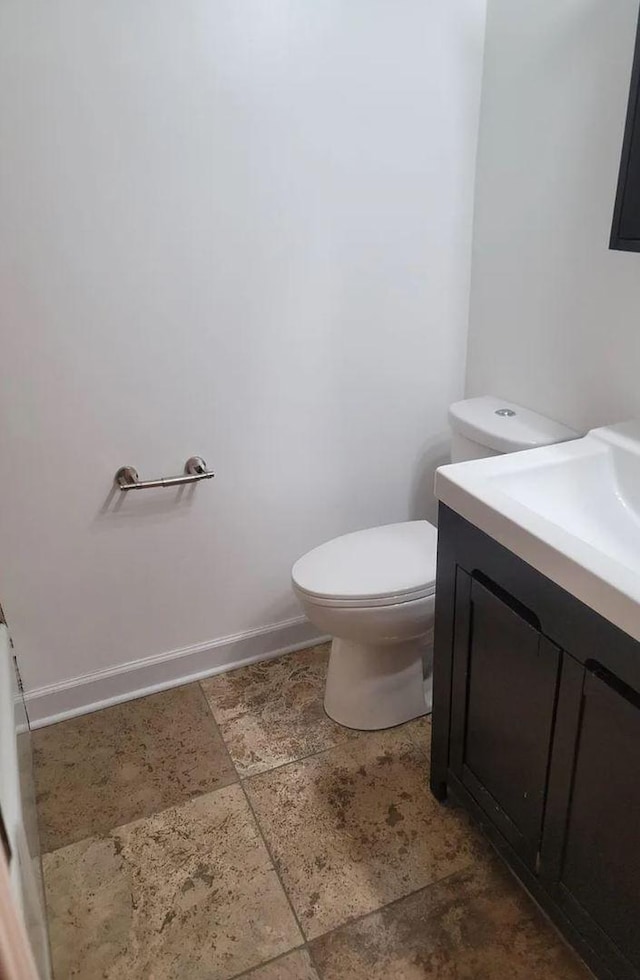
[435,421,640,643]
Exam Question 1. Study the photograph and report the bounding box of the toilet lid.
[292,521,437,602]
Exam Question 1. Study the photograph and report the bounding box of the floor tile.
[43,785,302,980]
[311,858,593,980]
[245,726,487,939]
[407,713,432,756]
[34,684,236,852]
[239,948,320,979]
[200,644,361,777]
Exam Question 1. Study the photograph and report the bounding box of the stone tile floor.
[34,643,593,979]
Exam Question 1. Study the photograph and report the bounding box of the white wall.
[466,0,640,432]
[0,0,486,702]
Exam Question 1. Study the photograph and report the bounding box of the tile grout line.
[192,679,241,781]
[239,779,326,978]
[238,736,361,783]
[194,676,255,789]
[305,859,483,949]
[302,933,325,979]
[224,943,312,980]
[236,719,432,787]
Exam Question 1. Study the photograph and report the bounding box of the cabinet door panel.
[451,573,561,865]
[559,667,640,970]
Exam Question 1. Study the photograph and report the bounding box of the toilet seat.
[291,583,436,609]
[291,520,437,608]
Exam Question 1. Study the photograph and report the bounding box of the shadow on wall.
[409,434,451,526]
[95,480,199,526]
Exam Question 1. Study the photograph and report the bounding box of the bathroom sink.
[435,420,640,642]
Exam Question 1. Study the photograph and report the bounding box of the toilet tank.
[449,396,579,463]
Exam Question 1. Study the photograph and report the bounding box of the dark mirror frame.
[611,6,640,252]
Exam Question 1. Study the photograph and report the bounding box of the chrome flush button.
[495,408,516,417]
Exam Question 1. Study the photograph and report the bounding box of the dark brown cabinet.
[432,505,640,980]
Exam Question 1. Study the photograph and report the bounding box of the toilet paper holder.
[114,456,215,491]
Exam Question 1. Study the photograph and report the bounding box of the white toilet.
[291,396,578,731]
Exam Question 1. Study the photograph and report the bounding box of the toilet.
[291,396,579,731]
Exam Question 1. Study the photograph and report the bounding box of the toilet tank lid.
[448,396,580,454]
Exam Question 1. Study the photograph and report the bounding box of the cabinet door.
[450,571,561,867]
[551,666,640,975]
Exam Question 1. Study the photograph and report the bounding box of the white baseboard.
[25,617,329,729]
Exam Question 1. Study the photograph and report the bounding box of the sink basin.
[435,421,640,642]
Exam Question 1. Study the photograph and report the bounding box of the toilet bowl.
[291,396,581,732]
[291,521,437,730]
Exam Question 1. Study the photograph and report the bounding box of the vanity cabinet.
[431,505,640,980]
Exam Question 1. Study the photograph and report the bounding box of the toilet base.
[324,636,433,731]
